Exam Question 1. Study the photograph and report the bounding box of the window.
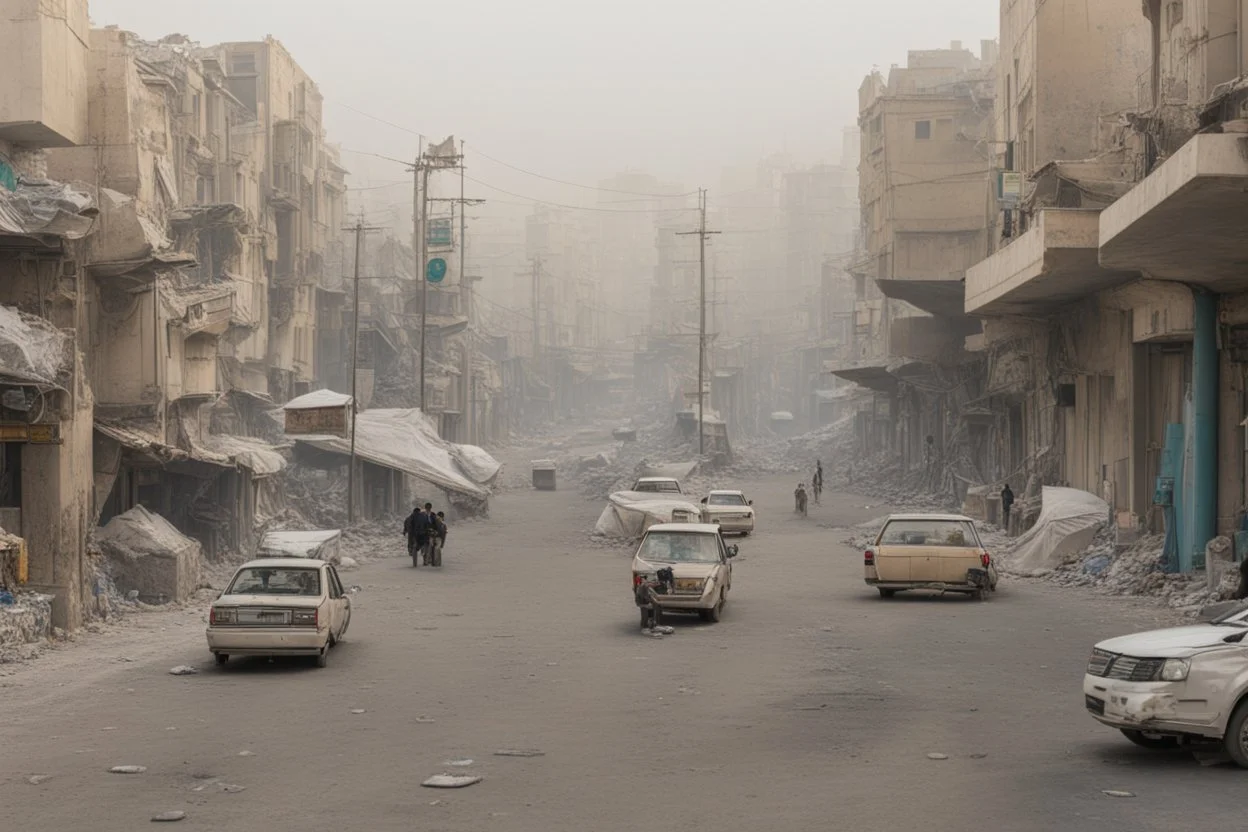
[230,52,256,74]
[637,532,721,564]
[708,493,747,506]
[914,120,931,140]
[878,519,978,547]
[227,567,321,596]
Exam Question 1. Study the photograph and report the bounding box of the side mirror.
[700,497,707,504]
[727,545,739,558]
[748,500,753,506]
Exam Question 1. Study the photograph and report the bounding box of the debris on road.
[151,811,186,822]
[926,753,949,761]
[494,749,545,758]
[444,759,474,767]
[422,774,483,789]
[168,665,198,676]
[27,774,52,785]
[1101,790,1135,798]
[237,750,255,757]
[350,708,366,714]
[109,765,148,774]
[415,717,436,724]
[220,784,246,793]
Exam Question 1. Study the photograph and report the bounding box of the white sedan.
[631,523,737,624]
[700,489,756,535]
[207,559,352,668]
[1084,602,1248,765]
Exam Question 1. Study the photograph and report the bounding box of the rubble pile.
[0,591,53,663]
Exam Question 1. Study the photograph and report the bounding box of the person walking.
[812,462,824,504]
[1001,483,1015,533]
[794,483,808,517]
[402,503,425,561]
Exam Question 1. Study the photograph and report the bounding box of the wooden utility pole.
[678,189,720,455]
[345,218,382,525]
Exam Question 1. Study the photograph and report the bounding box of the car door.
[329,566,350,637]
[717,535,732,591]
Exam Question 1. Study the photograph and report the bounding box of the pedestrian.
[417,502,435,564]
[433,511,448,562]
[402,503,425,560]
[1001,483,1015,532]
[813,462,823,504]
[794,482,808,516]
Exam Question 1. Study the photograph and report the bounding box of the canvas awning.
[0,178,97,245]
[95,419,188,464]
[827,362,897,393]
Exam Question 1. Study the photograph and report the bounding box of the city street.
[1,475,1240,832]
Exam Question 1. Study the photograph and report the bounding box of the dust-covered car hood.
[631,557,719,580]
[1096,624,1247,658]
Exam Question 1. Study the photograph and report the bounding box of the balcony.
[0,0,88,148]
[965,209,1136,316]
[1099,134,1248,292]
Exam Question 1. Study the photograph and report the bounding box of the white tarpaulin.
[258,529,342,562]
[451,444,502,485]
[593,491,704,539]
[0,179,95,241]
[96,506,201,603]
[285,389,353,410]
[0,304,71,387]
[1006,486,1109,575]
[201,434,286,476]
[293,408,499,500]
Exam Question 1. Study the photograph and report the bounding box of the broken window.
[915,120,931,140]
[230,52,256,74]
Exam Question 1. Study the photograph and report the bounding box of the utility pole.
[345,218,382,525]
[530,255,542,361]
[678,188,720,455]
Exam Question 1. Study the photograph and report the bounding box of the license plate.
[674,578,703,593]
[239,608,290,625]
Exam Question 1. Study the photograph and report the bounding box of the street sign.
[426,257,447,284]
[427,218,453,249]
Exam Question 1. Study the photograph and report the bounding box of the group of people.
[794,460,824,516]
[403,502,449,566]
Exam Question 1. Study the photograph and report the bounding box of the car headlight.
[1159,658,1190,681]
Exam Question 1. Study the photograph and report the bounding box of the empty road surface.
[1,474,1240,831]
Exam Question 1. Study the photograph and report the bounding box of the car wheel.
[1120,729,1180,750]
[316,647,329,668]
[878,588,896,599]
[214,653,228,666]
[1223,699,1248,767]
[699,593,724,623]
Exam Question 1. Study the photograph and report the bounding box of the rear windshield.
[878,519,978,547]
[637,532,721,564]
[228,567,322,596]
[708,494,746,506]
[637,480,681,493]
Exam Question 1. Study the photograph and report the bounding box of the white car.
[1084,602,1248,766]
[699,490,755,535]
[632,476,683,495]
[630,523,737,624]
[207,559,352,668]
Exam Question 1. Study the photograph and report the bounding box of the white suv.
[1084,602,1248,765]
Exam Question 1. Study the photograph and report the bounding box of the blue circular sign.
[426,257,447,284]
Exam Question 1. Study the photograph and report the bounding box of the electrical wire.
[466,141,698,198]
[463,174,697,214]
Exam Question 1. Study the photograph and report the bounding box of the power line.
[463,174,697,214]
[467,141,698,198]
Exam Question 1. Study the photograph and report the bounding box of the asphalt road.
[1,473,1242,831]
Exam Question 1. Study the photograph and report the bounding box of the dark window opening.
[915,120,931,140]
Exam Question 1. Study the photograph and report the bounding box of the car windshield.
[227,567,322,596]
[878,519,978,547]
[1212,602,1248,626]
[637,532,721,564]
[708,493,746,506]
[637,481,680,493]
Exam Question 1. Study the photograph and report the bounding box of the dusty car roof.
[884,513,976,523]
[637,476,679,482]
[646,523,721,534]
[708,489,744,495]
[234,558,328,570]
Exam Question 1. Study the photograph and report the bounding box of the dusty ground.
[0,472,1241,831]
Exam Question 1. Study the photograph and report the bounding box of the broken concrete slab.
[422,774,482,789]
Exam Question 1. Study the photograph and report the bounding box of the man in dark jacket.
[1001,484,1015,532]
[403,503,432,560]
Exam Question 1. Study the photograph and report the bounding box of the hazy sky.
[90,0,996,208]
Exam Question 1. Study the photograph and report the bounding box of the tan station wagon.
[863,513,998,600]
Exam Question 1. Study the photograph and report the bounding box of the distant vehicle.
[633,476,683,495]
[1084,603,1248,766]
[630,523,737,624]
[206,558,352,668]
[699,489,756,535]
[864,513,997,600]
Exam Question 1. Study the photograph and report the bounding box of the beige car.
[631,523,738,623]
[863,513,998,600]
[207,558,352,667]
[699,490,756,535]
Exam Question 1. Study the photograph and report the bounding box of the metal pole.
[348,220,363,525]
[532,255,540,361]
[460,139,472,443]
[418,161,430,412]
[698,188,706,456]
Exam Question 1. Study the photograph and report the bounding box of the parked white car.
[207,559,352,668]
[633,476,683,495]
[1084,602,1248,765]
[700,490,755,535]
[630,523,737,624]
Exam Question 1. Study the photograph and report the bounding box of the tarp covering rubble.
[593,491,704,539]
[199,434,286,476]
[292,407,499,500]
[0,304,72,387]
[284,389,353,410]
[258,529,342,562]
[0,178,96,242]
[96,506,201,604]
[1006,486,1110,575]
